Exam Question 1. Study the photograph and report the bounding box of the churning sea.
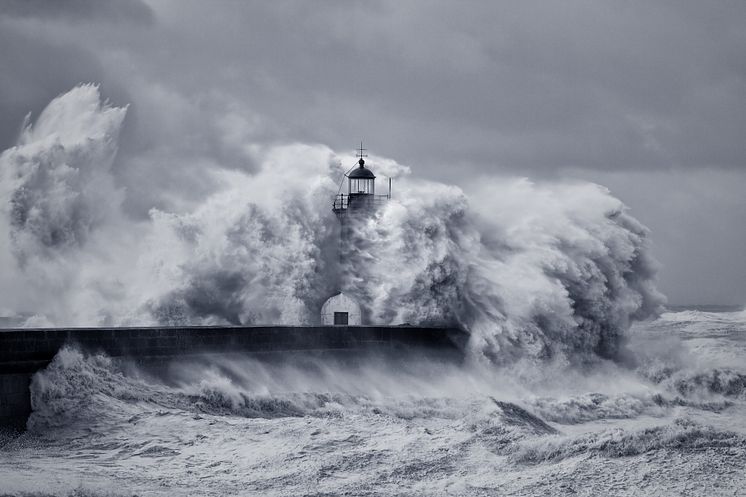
[1,306,745,497]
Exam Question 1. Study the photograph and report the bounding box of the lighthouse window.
[349,179,374,194]
[334,312,349,325]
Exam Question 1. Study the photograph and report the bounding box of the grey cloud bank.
[0,0,744,305]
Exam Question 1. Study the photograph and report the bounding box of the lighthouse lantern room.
[348,158,375,194]
[332,142,390,215]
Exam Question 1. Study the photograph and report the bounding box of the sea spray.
[341,178,665,362]
[0,85,665,364]
[1,85,126,261]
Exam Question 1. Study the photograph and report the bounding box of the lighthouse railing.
[332,193,389,213]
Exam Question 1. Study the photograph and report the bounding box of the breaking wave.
[11,310,745,497]
[28,347,344,431]
[29,344,743,433]
[660,308,746,324]
[0,85,665,363]
[22,344,746,487]
[27,347,500,431]
[513,418,746,464]
[642,367,746,400]
[27,316,746,495]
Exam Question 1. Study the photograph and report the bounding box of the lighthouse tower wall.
[328,151,388,326]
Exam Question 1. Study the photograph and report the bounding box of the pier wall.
[0,325,466,429]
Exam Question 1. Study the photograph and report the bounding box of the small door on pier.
[321,292,361,326]
[334,312,349,325]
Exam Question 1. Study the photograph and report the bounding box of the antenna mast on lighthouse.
[356,141,367,161]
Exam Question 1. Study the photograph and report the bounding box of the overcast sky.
[1,0,745,305]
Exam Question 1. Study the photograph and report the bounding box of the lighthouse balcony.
[332,193,389,214]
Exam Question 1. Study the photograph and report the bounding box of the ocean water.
[1,307,745,497]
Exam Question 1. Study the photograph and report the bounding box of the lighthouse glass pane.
[349,178,375,194]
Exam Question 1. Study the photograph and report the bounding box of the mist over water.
[0,85,664,365]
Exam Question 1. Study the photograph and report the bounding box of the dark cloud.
[1,0,154,24]
[0,0,744,304]
[131,1,744,175]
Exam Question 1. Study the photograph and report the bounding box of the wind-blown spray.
[340,176,664,363]
[0,85,664,364]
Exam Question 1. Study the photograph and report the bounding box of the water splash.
[0,85,665,363]
[2,84,126,259]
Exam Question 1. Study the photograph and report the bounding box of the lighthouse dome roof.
[348,159,376,179]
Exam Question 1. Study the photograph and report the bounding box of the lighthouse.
[321,143,391,326]
[332,143,391,218]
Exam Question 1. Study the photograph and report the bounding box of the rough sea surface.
[1,307,745,496]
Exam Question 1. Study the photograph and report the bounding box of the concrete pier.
[0,325,467,429]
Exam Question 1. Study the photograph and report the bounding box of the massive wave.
[0,85,665,363]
